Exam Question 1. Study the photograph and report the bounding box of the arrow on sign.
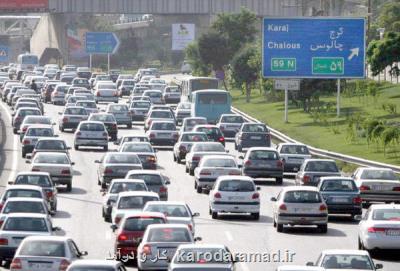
[348,48,359,61]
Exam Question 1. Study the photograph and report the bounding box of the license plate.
[158,133,171,138]
[29,263,52,269]
[332,197,349,203]
[289,159,302,163]
[52,177,59,181]
[261,163,272,168]
[117,169,127,174]
[386,230,400,236]
[373,185,385,191]
[228,196,245,200]
[294,208,311,212]
[250,136,262,140]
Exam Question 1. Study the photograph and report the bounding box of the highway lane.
[0,77,398,270]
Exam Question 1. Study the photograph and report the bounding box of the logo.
[177,24,189,36]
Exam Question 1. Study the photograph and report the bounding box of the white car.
[144,109,176,131]
[51,84,68,105]
[67,260,126,271]
[146,120,179,146]
[11,236,88,271]
[75,100,98,115]
[216,114,245,138]
[194,155,240,193]
[307,249,383,270]
[352,167,400,203]
[276,143,312,173]
[277,266,324,271]
[271,186,328,233]
[358,204,400,250]
[143,89,163,104]
[0,198,50,218]
[74,121,108,151]
[143,201,199,235]
[209,176,260,220]
[111,191,159,226]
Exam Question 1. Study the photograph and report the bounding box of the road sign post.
[85,32,120,71]
[274,79,300,123]
[263,18,365,119]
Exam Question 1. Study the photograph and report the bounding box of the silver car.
[129,100,151,121]
[217,114,245,138]
[73,121,108,151]
[106,104,132,128]
[276,143,312,173]
[19,116,53,142]
[295,159,341,186]
[75,100,98,115]
[143,89,163,104]
[67,260,126,271]
[173,132,208,164]
[58,106,88,132]
[95,152,143,188]
[21,125,56,158]
[146,120,179,146]
[175,102,192,125]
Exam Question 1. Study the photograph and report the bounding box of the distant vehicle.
[180,77,219,102]
[129,100,151,121]
[162,85,181,104]
[217,114,245,138]
[185,142,228,176]
[295,159,341,186]
[173,132,208,164]
[88,113,118,141]
[76,67,92,79]
[276,143,311,172]
[74,121,109,151]
[175,102,191,124]
[118,79,135,97]
[125,170,170,200]
[180,117,207,133]
[146,120,179,146]
[192,125,225,146]
[181,60,192,74]
[106,104,132,128]
[235,123,271,152]
[192,90,231,124]
[119,142,158,170]
[115,135,149,146]
[17,53,39,71]
[58,106,88,132]
[271,186,328,233]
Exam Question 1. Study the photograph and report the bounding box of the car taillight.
[142,244,152,255]
[360,185,370,191]
[59,259,70,271]
[353,196,362,204]
[104,168,113,174]
[46,191,54,199]
[200,171,211,176]
[149,133,155,138]
[147,156,156,163]
[0,238,8,245]
[160,186,167,193]
[96,91,100,96]
[218,136,225,142]
[32,168,40,172]
[393,187,400,191]
[302,175,311,184]
[61,169,70,175]
[252,193,260,199]
[277,160,283,168]
[22,127,27,132]
[192,156,200,161]
[22,139,30,145]
[244,160,251,166]
[115,216,122,224]
[319,204,327,211]
[368,227,386,233]
[118,233,128,242]
[279,204,287,211]
[214,192,221,199]
[112,124,117,129]
[62,117,68,123]
[10,258,21,269]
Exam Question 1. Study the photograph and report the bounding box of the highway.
[0,75,398,271]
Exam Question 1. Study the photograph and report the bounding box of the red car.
[112,212,167,258]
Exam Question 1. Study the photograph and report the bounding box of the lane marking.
[0,102,18,182]
[239,262,250,271]
[224,231,233,241]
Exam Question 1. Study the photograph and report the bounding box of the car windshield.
[26,128,53,137]
[105,154,141,164]
[166,87,179,93]
[123,217,164,231]
[151,122,175,131]
[128,174,163,185]
[19,109,41,117]
[321,254,373,270]
[196,127,222,136]
[121,136,148,143]
[372,209,400,221]
[15,175,52,187]
[4,190,42,199]
[145,205,189,217]
[242,124,267,133]
[193,144,225,152]
[178,103,191,109]
[36,140,65,150]
[132,102,150,108]
[305,161,339,172]
[17,103,36,109]
[284,191,321,203]
[90,114,115,122]
[74,79,88,84]
[174,248,232,264]
[360,170,399,180]
[3,217,48,232]
[19,241,65,257]
[203,158,236,168]
[218,180,255,192]
[34,154,69,164]
[145,92,161,98]
[76,102,96,108]
[221,115,244,123]
[80,123,105,131]
[110,182,147,193]
[109,105,128,112]
[248,150,278,160]
[320,179,357,192]
[65,108,87,115]
[98,84,115,89]
[280,145,310,154]
[181,134,207,142]
[122,144,153,153]
[148,228,191,242]
[3,202,46,214]
[123,81,135,86]
[118,196,158,209]
[150,111,172,118]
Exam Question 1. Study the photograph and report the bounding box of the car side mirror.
[192,212,200,217]
[110,224,118,232]
[25,160,31,164]
[270,197,277,202]
[26,154,32,160]
[354,215,362,221]
[256,186,261,191]
[238,156,244,159]
[71,162,75,165]
[94,160,100,163]
[306,262,314,266]
[194,236,202,242]
[8,181,14,185]
[165,180,171,185]
[79,251,88,256]
[375,264,383,269]
[52,226,61,231]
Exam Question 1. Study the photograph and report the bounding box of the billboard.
[0,0,48,11]
[172,24,195,51]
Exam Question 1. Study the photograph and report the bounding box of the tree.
[378,1,400,32]
[297,80,336,112]
[231,46,259,102]
[185,43,211,76]
[367,32,400,76]
[381,126,400,155]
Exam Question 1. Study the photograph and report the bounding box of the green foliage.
[368,32,400,76]
[382,102,397,115]
[378,1,400,32]
[381,126,400,154]
[185,43,211,76]
[197,30,231,71]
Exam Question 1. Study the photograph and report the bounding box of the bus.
[180,77,219,102]
[191,89,231,124]
[17,53,39,71]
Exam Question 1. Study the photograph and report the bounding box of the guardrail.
[231,107,400,174]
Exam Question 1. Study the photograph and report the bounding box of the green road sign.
[271,58,296,72]
[312,57,344,75]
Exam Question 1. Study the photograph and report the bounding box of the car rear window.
[151,122,176,131]
[65,108,87,115]
[150,111,172,118]
[3,217,48,232]
[19,241,65,257]
[248,150,278,160]
[128,174,163,185]
[321,255,373,270]
[145,205,189,217]
[4,190,42,199]
[118,196,158,209]
[3,202,46,214]
[145,92,161,98]
[34,154,69,164]
[121,136,148,143]
[109,105,128,112]
[218,180,255,192]
[181,134,207,142]
[132,102,150,108]
[76,102,96,108]
[221,116,244,123]
[148,228,191,242]
[242,124,268,133]
[122,143,153,153]
[124,217,165,231]
[110,182,147,193]
[26,128,53,137]
[203,158,236,168]
[284,191,322,203]
[90,114,115,122]
[305,161,339,172]
[360,170,398,180]
[372,209,400,221]
[80,123,105,131]
[19,109,41,117]
[193,143,225,152]
[320,179,357,192]
[36,140,66,150]
[15,175,52,187]
[105,154,141,164]
[280,145,310,155]
[196,127,222,136]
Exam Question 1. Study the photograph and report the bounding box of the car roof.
[368,203,400,210]
[151,120,175,124]
[110,179,145,184]
[147,224,190,230]
[122,135,147,138]
[25,124,53,129]
[6,184,43,191]
[145,201,187,206]
[282,186,319,192]
[23,235,70,242]
[216,176,253,182]
[126,170,161,175]
[5,197,45,203]
[68,260,121,267]
[319,176,353,181]
[118,191,159,197]
[15,171,51,177]
[5,213,48,218]
[321,249,370,256]
[247,147,278,152]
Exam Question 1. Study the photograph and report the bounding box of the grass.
[232,84,400,166]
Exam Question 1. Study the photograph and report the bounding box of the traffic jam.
[0,62,398,271]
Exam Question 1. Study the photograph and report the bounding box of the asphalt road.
[0,74,398,271]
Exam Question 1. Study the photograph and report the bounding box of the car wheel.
[358,238,364,250]
[66,183,72,192]
[318,224,328,233]
[277,223,284,232]
[74,145,79,150]
[105,215,111,223]
[101,182,107,189]
[173,154,177,162]
[276,177,283,185]
[273,218,277,228]
[211,211,218,219]
[127,123,132,129]
[21,151,26,158]
[13,128,17,134]
[189,168,194,176]
[252,213,260,220]
[103,145,108,151]
[185,166,189,173]
[196,185,202,194]
[237,145,242,152]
